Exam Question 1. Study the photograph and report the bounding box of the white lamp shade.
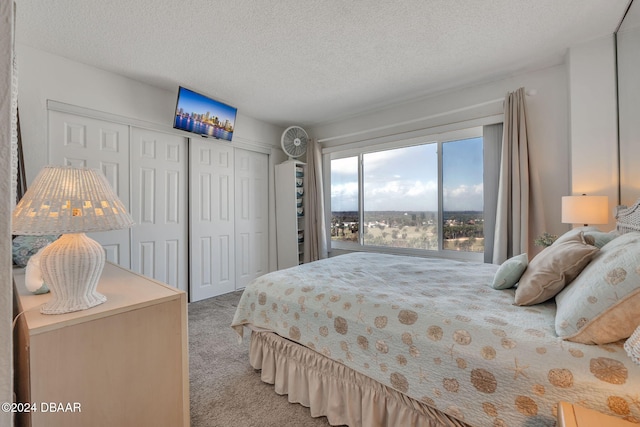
[561,195,608,225]
[12,165,134,235]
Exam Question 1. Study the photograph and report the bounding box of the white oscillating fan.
[281,126,309,159]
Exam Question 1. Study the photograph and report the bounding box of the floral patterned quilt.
[231,252,640,426]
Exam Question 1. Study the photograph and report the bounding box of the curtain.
[304,138,328,262]
[483,123,503,263]
[492,87,545,264]
[10,11,18,209]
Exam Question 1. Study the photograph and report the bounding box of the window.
[442,137,484,253]
[362,144,438,249]
[330,157,359,243]
[329,127,485,260]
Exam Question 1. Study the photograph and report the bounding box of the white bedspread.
[232,252,640,426]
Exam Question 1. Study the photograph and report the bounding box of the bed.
[231,203,640,427]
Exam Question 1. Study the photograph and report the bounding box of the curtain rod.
[317,89,536,144]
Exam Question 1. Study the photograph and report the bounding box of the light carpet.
[188,290,333,427]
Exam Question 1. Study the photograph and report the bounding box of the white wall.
[0,2,13,425]
[567,35,619,231]
[17,44,283,182]
[310,64,571,240]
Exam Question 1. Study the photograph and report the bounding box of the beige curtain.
[492,88,545,263]
[305,138,328,261]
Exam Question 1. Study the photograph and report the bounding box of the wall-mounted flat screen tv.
[173,86,237,141]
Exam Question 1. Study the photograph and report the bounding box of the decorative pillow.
[514,232,598,306]
[584,230,620,248]
[12,235,59,267]
[553,226,599,246]
[555,231,640,344]
[491,253,528,290]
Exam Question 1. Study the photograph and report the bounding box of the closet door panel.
[190,140,235,301]
[130,127,188,292]
[234,148,269,290]
[48,111,131,267]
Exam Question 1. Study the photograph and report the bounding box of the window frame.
[324,125,488,262]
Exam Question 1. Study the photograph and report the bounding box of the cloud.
[330,141,483,212]
[364,179,438,211]
[331,181,359,211]
[443,183,483,210]
[331,157,358,174]
[332,180,483,212]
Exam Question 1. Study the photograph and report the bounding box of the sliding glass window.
[328,126,485,261]
[362,144,439,250]
[330,156,359,244]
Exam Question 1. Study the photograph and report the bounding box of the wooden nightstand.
[13,262,190,427]
[557,402,637,427]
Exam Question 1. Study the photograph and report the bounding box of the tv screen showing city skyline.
[173,86,237,141]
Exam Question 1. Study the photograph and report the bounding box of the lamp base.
[39,233,107,315]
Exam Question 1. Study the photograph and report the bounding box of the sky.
[175,87,237,124]
[331,137,483,212]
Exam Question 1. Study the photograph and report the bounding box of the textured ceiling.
[15,0,629,127]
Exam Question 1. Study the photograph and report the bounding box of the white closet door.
[130,128,188,292]
[190,139,235,301]
[234,148,269,290]
[48,110,131,267]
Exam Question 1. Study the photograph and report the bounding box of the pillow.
[491,253,528,289]
[555,231,640,344]
[553,226,599,246]
[584,230,620,248]
[514,232,598,306]
[12,235,59,267]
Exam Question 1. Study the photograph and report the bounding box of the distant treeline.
[331,211,483,223]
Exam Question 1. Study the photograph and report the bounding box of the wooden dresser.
[13,262,190,427]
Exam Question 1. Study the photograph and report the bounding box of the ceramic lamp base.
[39,233,107,314]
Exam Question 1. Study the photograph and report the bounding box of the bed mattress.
[231,252,640,426]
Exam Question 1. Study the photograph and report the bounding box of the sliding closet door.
[130,128,188,292]
[234,148,269,290]
[190,139,235,301]
[48,110,131,267]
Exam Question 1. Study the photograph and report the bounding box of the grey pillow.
[12,235,59,267]
[491,253,528,290]
[584,230,620,248]
[553,226,599,246]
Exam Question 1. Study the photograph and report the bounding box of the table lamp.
[12,166,134,314]
[561,194,608,226]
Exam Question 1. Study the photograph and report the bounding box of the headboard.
[615,199,640,234]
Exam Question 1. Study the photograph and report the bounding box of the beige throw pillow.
[514,232,598,306]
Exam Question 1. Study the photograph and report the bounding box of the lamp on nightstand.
[561,194,609,226]
[12,166,134,314]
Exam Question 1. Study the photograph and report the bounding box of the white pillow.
[555,231,640,344]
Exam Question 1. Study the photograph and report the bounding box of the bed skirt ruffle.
[249,330,471,427]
